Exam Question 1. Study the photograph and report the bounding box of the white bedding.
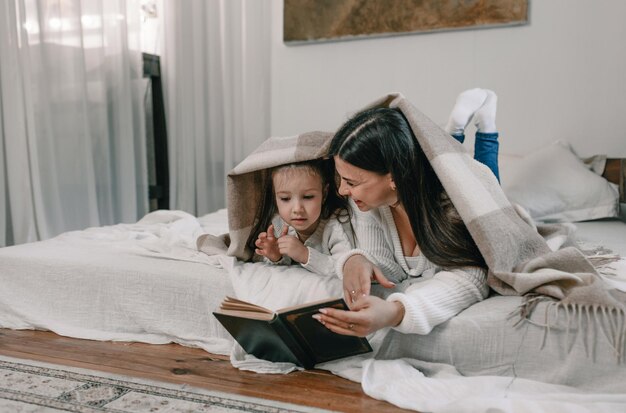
[0,210,234,355]
[217,245,626,413]
[1,209,626,413]
[574,218,626,256]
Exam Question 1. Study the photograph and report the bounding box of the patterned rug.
[0,355,334,412]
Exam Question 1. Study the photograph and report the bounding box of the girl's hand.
[255,224,287,262]
[277,232,309,264]
[313,295,405,337]
[342,254,395,307]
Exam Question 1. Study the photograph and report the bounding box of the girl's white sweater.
[266,214,354,277]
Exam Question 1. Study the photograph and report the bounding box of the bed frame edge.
[604,158,625,203]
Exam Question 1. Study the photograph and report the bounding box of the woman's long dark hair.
[329,107,485,269]
[246,158,350,254]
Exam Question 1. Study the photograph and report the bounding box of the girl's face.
[273,168,324,236]
[334,156,397,212]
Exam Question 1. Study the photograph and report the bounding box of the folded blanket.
[198,93,625,358]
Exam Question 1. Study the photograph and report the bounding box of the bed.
[1,143,625,412]
[0,209,236,355]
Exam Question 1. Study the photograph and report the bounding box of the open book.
[213,296,372,369]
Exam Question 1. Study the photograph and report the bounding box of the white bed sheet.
[574,218,626,256]
[1,209,624,349]
[0,209,234,355]
[216,234,626,413]
[2,208,626,412]
[198,208,229,235]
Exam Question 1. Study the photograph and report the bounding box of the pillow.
[501,141,619,223]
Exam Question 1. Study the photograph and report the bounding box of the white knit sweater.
[336,202,489,335]
[265,215,354,277]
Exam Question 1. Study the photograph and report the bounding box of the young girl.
[247,158,354,277]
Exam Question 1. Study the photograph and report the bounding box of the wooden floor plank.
[0,329,412,412]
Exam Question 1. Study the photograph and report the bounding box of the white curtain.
[162,0,271,216]
[0,0,147,247]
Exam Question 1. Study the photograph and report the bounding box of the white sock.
[444,88,487,136]
[474,90,497,133]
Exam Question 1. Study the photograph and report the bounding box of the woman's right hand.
[342,254,395,307]
[314,295,405,337]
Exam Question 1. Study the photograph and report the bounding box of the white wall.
[270,1,626,157]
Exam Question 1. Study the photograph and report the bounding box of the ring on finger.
[350,290,356,295]
[348,323,355,330]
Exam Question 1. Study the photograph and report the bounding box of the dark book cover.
[213,297,372,369]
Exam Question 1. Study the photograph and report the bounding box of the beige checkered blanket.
[198,93,625,358]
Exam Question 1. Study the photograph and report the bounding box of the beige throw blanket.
[197,132,333,261]
[198,93,626,358]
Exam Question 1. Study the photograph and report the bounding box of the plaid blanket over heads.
[197,131,333,260]
[382,93,626,359]
[198,93,626,358]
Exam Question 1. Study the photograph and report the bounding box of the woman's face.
[334,156,397,212]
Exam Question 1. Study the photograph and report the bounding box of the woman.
[313,89,498,337]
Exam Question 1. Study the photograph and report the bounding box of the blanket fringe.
[586,253,621,265]
[512,295,626,363]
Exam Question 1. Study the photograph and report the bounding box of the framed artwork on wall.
[284,0,529,44]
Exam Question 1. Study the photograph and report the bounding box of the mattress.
[374,218,626,392]
[1,209,625,393]
[0,209,234,355]
[574,218,626,256]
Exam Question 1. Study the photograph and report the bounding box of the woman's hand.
[255,224,286,262]
[277,234,309,264]
[343,254,395,307]
[313,295,405,337]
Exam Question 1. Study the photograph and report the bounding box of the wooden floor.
[0,329,410,413]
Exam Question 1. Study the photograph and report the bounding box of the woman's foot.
[444,88,487,136]
[474,90,497,133]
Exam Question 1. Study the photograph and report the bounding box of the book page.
[213,308,275,321]
[219,296,273,314]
